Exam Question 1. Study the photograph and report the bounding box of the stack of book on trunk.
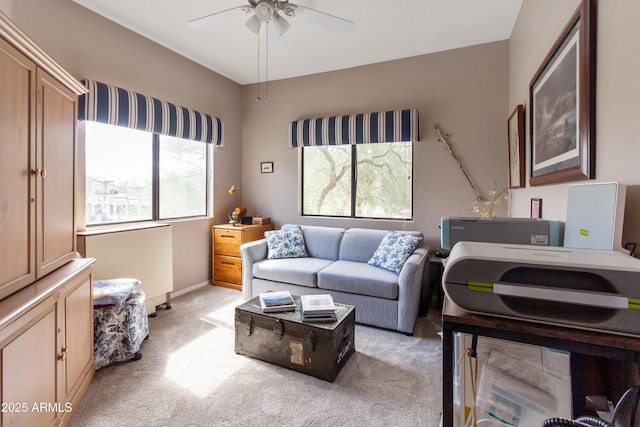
[258,291,296,313]
[300,294,337,321]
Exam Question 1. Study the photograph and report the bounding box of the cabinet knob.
[57,347,67,361]
[31,168,41,176]
[40,169,47,178]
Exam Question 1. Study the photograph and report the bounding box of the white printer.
[443,241,640,336]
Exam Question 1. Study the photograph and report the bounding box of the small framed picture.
[530,198,542,219]
[507,105,525,188]
[260,161,273,173]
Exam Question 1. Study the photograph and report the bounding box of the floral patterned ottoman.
[94,289,149,369]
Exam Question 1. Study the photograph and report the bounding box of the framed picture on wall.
[529,0,596,186]
[260,161,273,173]
[531,198,542,219]
[507,105,525,188]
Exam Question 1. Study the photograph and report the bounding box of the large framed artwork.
[529,0,597,186]
[507,105,525,188]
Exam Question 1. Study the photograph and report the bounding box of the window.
[85,121,209,225]
[302,142,413,219]
[158,135,208,218]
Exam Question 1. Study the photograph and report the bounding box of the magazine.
[301,312,338,322]
[302,315,337,322]
[300,294,336,315]
[259,291,296,313]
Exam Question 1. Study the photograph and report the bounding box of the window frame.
[300,142,414,220]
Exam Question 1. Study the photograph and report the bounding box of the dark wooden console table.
[442,297,640,426]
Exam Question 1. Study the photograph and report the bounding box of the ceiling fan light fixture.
[245,14,262,34]
[254,1,274,22]
[272,13,291,35]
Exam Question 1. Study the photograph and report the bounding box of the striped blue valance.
[288,109,419,148]
[78,79,223,146]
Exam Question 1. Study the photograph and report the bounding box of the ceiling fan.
[188,0,355,56]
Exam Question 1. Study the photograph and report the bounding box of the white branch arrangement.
[434,124,485,202]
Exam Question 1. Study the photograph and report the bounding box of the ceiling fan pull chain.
[265,22,269,102]
[256,27,261,101]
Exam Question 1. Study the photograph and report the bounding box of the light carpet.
[69,286,443,427]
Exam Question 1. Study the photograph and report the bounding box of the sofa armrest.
[397,246,429,334]
[240,239,268,300]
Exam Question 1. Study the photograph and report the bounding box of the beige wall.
[509,0,640,253]
[0,1,511,291]
[11,0,605,291]
[0,0,244,293]
[240,41,510,249]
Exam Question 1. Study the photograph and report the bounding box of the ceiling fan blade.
[188,6,248,29]
[267,23,288,56]
[293,5,355,34]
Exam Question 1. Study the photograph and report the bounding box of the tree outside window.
[302,142,412,219]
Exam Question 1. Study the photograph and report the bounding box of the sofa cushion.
[265,225,308,259]
[339,228,423,263]
[253,258,334,288]
[283,224,345,260]
[338,228,389,262]
[317,260,399,300]
[368,231,422,274]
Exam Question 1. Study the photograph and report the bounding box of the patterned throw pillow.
[265,226,308,259]
[368,231,421,274]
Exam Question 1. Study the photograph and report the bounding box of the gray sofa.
[240,224,429,334]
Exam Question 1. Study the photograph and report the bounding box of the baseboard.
[170,280,211,299]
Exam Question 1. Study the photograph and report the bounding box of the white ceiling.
[71,0,523,85]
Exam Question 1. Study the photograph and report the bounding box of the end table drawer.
[214,229,242,256]
[214,255,242,283]
[212,224,273,291]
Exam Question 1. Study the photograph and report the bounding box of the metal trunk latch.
[246,317,254,336]
[273,319,284,338]
[307,331,316,352]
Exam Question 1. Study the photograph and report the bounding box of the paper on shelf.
[486,350,571,419]
[454,334,572,427]
[476,364,557,426]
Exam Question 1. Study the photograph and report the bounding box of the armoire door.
[0,36,37,299]
[35,68,77,278]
